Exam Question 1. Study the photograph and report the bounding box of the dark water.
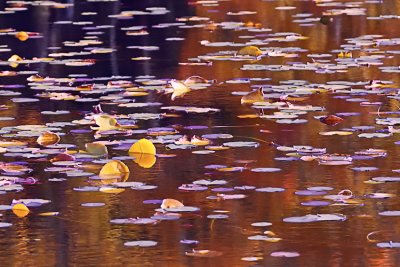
[0,0,400,266]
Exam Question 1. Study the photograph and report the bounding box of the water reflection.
[0,0,400,266]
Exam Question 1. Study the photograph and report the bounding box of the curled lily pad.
[128,139,156,155]
[99,160,129,181]
[160,199,184,209]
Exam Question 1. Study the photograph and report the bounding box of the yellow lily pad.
[129,139,156,155]
[99,160,130,177]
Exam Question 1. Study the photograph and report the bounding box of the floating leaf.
[241,88,264,104]
[37,131,60,146]
[319,115,344,126]
[170,80,191,101]
[12,203,30,218]
[377,242,400,248]
[251,168,281,173]
[256,187,285,192]
[124,240,157,247]
[164,206,200,212]
[270,251,300,258]
[160,199,184,209]
[92,115,119,131]
[39,212,60,216]
[237,46,262,56]
[251,222,272,227]
[15,31,29,41]
[185,250,222,258]
[129,139,156,155]
[319,131,353,136]
[99,160,129,181]
[283,213,346,223]
[0,222,12,228]
[110,217,157,225]
[379,211,400,216]
[85,142,108,156]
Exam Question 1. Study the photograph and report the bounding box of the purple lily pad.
[81,202,105,207]
[300,200,331,206]
[184,125,209,130]
[270,251,300,258]
[180,239,199,245]
[211,187,234,192]
[143,199,163,204]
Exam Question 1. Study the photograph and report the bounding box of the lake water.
[0,0,400,266]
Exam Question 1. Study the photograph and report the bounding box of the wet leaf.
[271,251,300,257]
[99,160,129,181]
[160,199,184,209]
[12,203,30,218]
[129,139,156,155]
[15,31,29,41]
[283,213,346,223]
[185,250,222,257]
[37,131,60,146]
[318,115,344,126]
[124,240,157,247]
[170,80,191,101]
[236,46,262,57]
[85,142,108,156]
